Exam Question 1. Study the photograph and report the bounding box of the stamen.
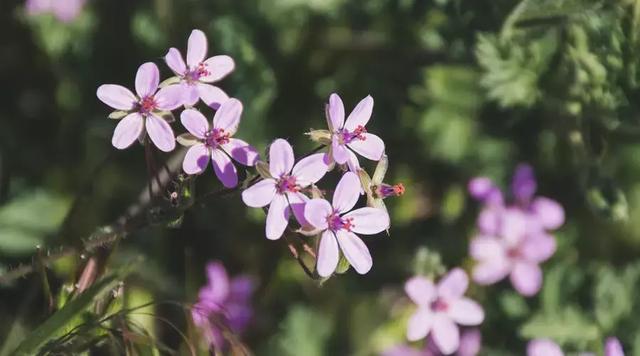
[375,183,405,199]
[431,298,448,312]
[138,96,157,114]
[276,175,300,194]
[204,128,230,147]
[327,212,355,232]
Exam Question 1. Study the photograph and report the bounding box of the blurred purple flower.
[165,29,235,108]
[605,337,625,356]
[468,164,564,296]
[325,93,385,172]
[304,172,389,277]
[405,269,484,355]
[382,329,481,356]
[97,62,183,152]
[527,337,625,356]
[192,261,254,350]
[179,99,258,188]
[26,0,85,22]
[242,139,329,240]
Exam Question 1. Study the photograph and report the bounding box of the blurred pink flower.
[304,172,389,276]
[165,29,235,108]
[179,99,258,188]
[325,93,385,171]
[26,0,85,22]
[404,269,484,355]
[527,337,624,356]
[242,139,329,240]
[192,261,254,350]
[97,62,183,152]
[382,329,481,356]
[605,337,625,356]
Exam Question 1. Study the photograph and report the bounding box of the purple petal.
[269,139,294,177]
[604,337,625,356]
[331,136,349,165]
[468,177,496,201]
[458,329,482,356]
[520,234,556,263]
[477,207,502,236]
[97,84,136,110]
[346,149,361,174]
[112,113,143,149]
[212,98,242,135]
[165,47,187,75]
[135,62,160,98]
[326,93,345,131]
[335,229,372,274]
[472,259,511,285]
[181,82,200,106]
[347,133,385,161]
[447,298,484,326]
[226,303,253,332]
[180,109,209,139]
[317,230,340,277]
[182,144,210,174]
[530,197,565,230]
[266,194,289,240]
[155,84,184,111]
[145,114,176,152]
[527,339,563,356]
[469,236,506,261]
[344,95,373,131]
[432,315,460,355]
[405,276,436,306]
[407,308,434,341]
[342,207,389,234]
[242,179,277,208]
[229,276,255,303]
[201,55,235,82]
[437,268,468,299]
[211,149,238,188]
[222,138,259,166]
[286,191,309,227]
[512,163,537,203]
[51,0,84,22]
[198,83,229,110]
[187,29,208,67]
[511,262,542,297]
[291,153,329,187]
[304,199,332,230]
[332,172,360,213]
[203,261,230,303]
[500,208,528,247]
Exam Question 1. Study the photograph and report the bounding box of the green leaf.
[520,306,600,346]
[267,305,332,356]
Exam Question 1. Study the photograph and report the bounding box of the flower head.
[178,99,258,188]
[405,269,484,355]
[26,0,85,22]
[97,62,183,152]
[242,139,329,240]
[304,172,389,276]
[165,29,235,108]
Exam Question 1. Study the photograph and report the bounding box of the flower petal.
[266,193,289,240]
[336,229,372,275]
[500,208,528,247]
[520,234,556,263]
[527,339,564,356]
[511,262,542,297]
[155,84,184,111]
[182,144,209,175]
[197,83,229,110]
[317,230,340,277]
[201,55,235,82]
[211,149,238,188]
[146,114,176,152]
[97,84,136,110]
[332,172,360,213]
[472,259,511,285]
[286,192,309,227]
[469,236,505,261]
[203,261,230,303]
[291,153,329,187]
[269,139,294,177]
[222,138,259,166]
[347,133,385,161]
[531,197,565,230]
[135,62,159,98]
[511,163,537,203]
[181,82,200,107]
[187,29,208,67]
[407,308,434,342]
[241,179,277,208]
[331,136,349,165]
[346,149,361,174]
[212,98,242,135]
[605,337,624,356]
[165,47,187,74]
[431,314,460,355]
[180,109,209,139]
[437,268,469,299]
[448,298,484,326]
[304,199,332,230]
[405,276,436,306]
[458,329,482,356]
[112,113,143,149]
[342,207,389,234]
[326,93,345,131]
[344,95,373,131]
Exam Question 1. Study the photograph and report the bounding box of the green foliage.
[266,305,332,356]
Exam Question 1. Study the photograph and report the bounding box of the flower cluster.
[468,164,565,296]
[527,337,625,356]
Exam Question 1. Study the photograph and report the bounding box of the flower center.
[327,211,354,232]
[277,175,299,194]
[431,298,448,312]
[337,125,367,145]
[374,183,405,199]
[138,95,157,114]
[507,247,521,259]
[184,63,210,84]
[204,128,230,148]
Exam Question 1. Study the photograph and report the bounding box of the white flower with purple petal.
[242,139,329,240]
[179,99,258,188]
[97,62,183,152]
[165,29,235,109]
[304,172,389,277]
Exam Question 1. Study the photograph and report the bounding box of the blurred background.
[2,0,640,354]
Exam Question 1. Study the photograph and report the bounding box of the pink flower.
[242,139,329,240]
[405,269,484,355]
[165,29,235,108]
[97,62,183,152]
[605,337,625,356]
[325,93,385,171]
[304,172,389,276]
[179,99,258,188]
[527,339,563,356]
[26,0,85,22]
